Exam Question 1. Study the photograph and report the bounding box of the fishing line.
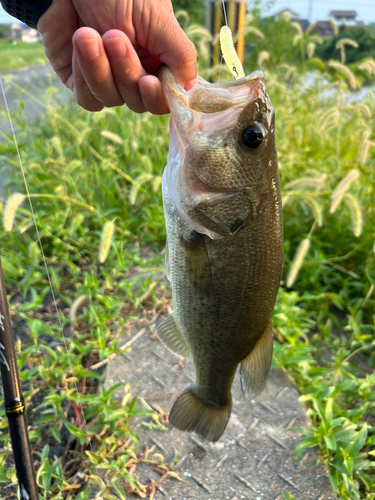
[218,0,228,83]
[0,75,97,471]
[221,0,228,26]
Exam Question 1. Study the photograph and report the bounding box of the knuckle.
[144,101,170,116]
[74,73,89,90]
[126,102,146,114]
[74,88,103,112]
[114,69,139,87]
[90,89,124,108]
[119,91,146,113]
[85,103,105,112]
[98,98,124,108]
[107,99,125,108]
[77,98,104,112]
[183,40,197,63]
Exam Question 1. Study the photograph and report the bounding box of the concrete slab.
[105,326,336,500]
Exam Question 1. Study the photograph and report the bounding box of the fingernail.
[140,83,158,102]
[105,38,127,60]
[77,39,99,60]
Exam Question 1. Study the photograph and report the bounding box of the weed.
[0,41,47,72]
[0,11,374,499]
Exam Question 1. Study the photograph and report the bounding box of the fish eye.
[241,124,263,149]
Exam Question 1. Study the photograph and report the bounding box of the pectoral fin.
[189,191,253,238]
[156,313,191,358]
[239,321,273,398]
[182,232,211,288]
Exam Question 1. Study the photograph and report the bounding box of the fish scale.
[156,65,284,442]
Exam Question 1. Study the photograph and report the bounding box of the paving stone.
[105,327,336,500]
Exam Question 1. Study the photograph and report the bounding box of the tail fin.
[169,387,231,442]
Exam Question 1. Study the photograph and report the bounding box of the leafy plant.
[0,11,374,499]
[316,26,375,64]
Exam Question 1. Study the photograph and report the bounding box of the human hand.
[37,0,197,114]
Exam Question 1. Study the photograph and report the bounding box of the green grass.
[0,40,47,72]
[0,13,374,500]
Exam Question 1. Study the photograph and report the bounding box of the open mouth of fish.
[158,65,274,239]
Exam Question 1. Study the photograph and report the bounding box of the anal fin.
[156,313,191,358]
[239,321,273,398]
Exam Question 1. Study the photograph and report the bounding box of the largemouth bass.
[157,65,283,442]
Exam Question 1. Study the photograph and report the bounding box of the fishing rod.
[0,4,51,494]
[0,255,39,500]
[0,2,83,494]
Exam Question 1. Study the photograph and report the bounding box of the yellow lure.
[219,25,245,80]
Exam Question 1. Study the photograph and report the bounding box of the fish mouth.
[158,64,265,116]
[158,64,269,163]
[159,65,271,239]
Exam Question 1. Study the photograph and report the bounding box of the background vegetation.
[0,24,9,38]
[0,40,47,72]
[171,0,205,25]
[316,26,375,64]
[0,6,374,500]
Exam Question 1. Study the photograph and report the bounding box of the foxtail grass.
[258,51,270,66]
[99,221,115,263]
[286,238,311,288]
[356,103,372,119]
[330,169,360,214]
[3,193,25,232]
[328,61,358,90]
[359,130,371,164]
[305,197,324,228]
[335,38,358,64]
[344,193,363,238]
[335,38,358,49]
[358,59,375,76]
[284,175,327,191]
[328,17,339,36]
[101,131,124,145]
[70,294,88,323]
[68,214,85,236]
[307,42,315,59]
